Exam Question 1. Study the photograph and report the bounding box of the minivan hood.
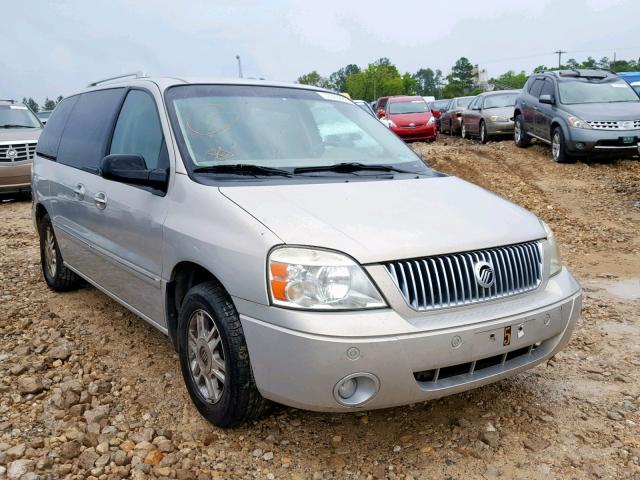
[563,102,640,121]
[220,176,545,264]
[0,128,41,142]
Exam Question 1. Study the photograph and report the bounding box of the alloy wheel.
[514,121,521,143]
[461,124,466,139]
[187,309,226,403]
[552,132,561,160]
[44,227,57,278]
[480,123,486,143]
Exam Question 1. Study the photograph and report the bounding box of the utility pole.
[554,50,567,69]
[235,55,243,78]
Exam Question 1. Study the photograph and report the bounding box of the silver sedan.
[461,90,520,143]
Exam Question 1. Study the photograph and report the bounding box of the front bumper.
[238,268,581,412]
[566,127,640,154]
[0,161,32,194]
[390,125,437,141]
[486,120,514,135]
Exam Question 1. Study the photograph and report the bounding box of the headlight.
[427,116,435,125]
[567,116,592,129]
[387,120,397,128]
[489,115,510,122]
[268,247,386,310]
[541,221,562,276]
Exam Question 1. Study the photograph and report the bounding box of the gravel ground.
[1,137,639,480]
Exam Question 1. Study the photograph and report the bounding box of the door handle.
[93,192,107,210]
[73,184,85,200]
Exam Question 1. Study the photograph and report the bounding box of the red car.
[379,96,437,142]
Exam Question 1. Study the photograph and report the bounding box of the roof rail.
[87,71,148,87]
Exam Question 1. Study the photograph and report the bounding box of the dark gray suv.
[513,70,640,162]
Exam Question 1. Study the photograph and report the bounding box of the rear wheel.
[39,213,83,292]
[514,115,531,148]
[480,121,489,144]
[551,127,576,163]
[177,281,269,428]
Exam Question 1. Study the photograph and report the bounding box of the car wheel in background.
[461,122,467,139]
[39,213,84,292]
[177,281,269,428]
[551,127,576,163]
[514,115,531,148]
[480,121,489,144]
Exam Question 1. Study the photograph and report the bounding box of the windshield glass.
[455,97,473,108]
[431,100,449,110]
[388,100,428,114]
[37,111,51,119]
[483,93,518,108]
[0,105,42,128]
[165,85,430,173]
[558,78,639,104]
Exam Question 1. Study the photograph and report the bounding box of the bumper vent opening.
[413,342,542,386]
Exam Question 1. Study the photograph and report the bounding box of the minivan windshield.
[483,93,518,109]
[388,100,429,114]
[0,105,42,128]
[165,85,432,176]
[558,78,640,104]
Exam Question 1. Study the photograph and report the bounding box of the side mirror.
[539,94,555,105]
[377,109,386,118]
[100,154,168,192]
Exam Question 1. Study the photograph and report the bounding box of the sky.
[2,0,640,102]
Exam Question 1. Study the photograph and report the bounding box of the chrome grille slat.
[0,141,38,163]
[384,241,543,311]
[587,120,640,130]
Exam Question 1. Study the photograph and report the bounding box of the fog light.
[575,142,585,150]
[333,373,380,407]
[337,378,357,399]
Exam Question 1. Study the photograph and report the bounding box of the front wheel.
[480,121,489,144]
[177,282,269,428]
[461,122,467,139]
[514,115,531,148]
[551,127,576,163]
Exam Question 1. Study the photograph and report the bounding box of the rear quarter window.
[57,88,126,172]
[35,96,79,159]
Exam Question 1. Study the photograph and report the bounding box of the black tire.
[39,213,83,292]
[551,127,576,163]
[514,114,531,148]
[480,121,489,144]
[177,281,269,428]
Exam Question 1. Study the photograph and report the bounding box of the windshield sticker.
[10,105,28,110]
[316,92,351,103]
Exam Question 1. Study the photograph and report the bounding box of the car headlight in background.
[427,116,435,125]
[567,116,592,129]
[489,115,510,122]
[268,247,386,310]
[541,221,562,276]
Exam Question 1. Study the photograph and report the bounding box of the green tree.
[329,64,360,92]
[413,68,443,97]
[444,57,476,97]
[56,95,64,105]
[43,98,57,110]
[344,58,406,101]
[22,97,39,113]
[533,65,548,73]
[296,71,331,89]
[491,70,528,90]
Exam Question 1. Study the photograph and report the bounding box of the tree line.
[21,96,64,113]
[297,56,640,101]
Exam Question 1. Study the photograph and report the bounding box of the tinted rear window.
[36,96,79,159]
[57,88,126,172]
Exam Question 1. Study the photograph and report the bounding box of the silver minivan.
[32,75,582,427]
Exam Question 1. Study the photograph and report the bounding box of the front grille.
[0,142,37,163]
[384,240,543,311]
[587,120,640,130]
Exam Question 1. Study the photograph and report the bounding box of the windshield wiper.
[293,162,417,175]
[0,124,37,129]
[192,164,292,177]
